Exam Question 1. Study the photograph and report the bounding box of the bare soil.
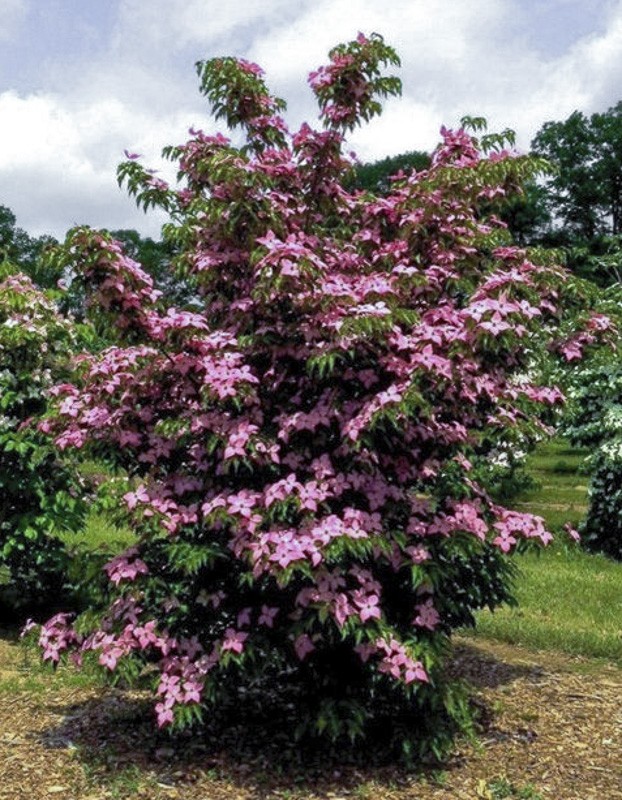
[0,633,620,799]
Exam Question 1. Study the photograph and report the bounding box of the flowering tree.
[563,356,622,558]
[557,282,622,558]
[37,34,596,757]
[0,269,85,610]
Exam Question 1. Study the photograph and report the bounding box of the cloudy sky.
[1,0,621,240]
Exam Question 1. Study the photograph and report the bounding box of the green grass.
[472,438,622,660]
[0,663,99,695]
[0,632,105,696]
[473,544,622,659]
[484,776,544,799]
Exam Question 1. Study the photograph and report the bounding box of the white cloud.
[1,0,622,238]
[113,0,304,53]
[489,1,622,145]
[244,0,518,154]
[556,3,622,113]
[0,90,181,237]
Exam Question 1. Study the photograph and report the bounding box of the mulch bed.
[0,633,620,799]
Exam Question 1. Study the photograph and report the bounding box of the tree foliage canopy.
[532,102,622,242]
[0,206,59,289]
[0,272,85,609]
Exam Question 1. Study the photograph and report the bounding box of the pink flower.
[294,634,315,661]
[183,680,203,704]
[559,339,584,361]
[135,621,158,648]
[407,545,431,564]
[99,646,124,670]
[354,643,375,663]
[352,590,381,623]
[237,58,264,76]
[404,662,429,684]
[104,549,149,585]
[237,607,252,627]
[413,599,440,631]
[179,635,203,659]
[333,593,354,627]
[155,702,174,727]
[221,628,248,655]
[564,523,581,543]
[123,485,149,510]
[258,605,279,627]
[227,490,259,519]
[201,496,227,516]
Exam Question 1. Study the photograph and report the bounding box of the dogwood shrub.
[0,270,85,610]
[563,332,622,558]
[37,34,593,757]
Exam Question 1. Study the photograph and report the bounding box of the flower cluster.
[39,613,81,664]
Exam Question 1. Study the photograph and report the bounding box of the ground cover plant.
[31,33,609,760]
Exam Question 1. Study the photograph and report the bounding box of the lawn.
[472,545,622,659]
[471,438,622,660]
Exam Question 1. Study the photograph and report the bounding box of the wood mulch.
[0,633,620,799]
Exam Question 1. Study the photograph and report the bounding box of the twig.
[565,693,605,701]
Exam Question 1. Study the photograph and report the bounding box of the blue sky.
[1,0,621,239]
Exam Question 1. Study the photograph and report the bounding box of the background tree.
[532,111,603,241]
[556,280,622,559]
[0,269,86,614]
[497,181,552,246]
[530,103,622,283]
[0,205,59,289]
[352,150,430,193]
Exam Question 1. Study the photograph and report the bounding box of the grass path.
[508,439,589,532]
